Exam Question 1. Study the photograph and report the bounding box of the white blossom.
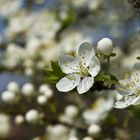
[114,71,140,109]
[56,42,100,94]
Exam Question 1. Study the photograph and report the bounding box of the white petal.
[59,54,80,74]
[56,74,80,92]
[133,97,140,105]
[88,56,101,77]
[78,42,95,67]
[77,77,94,94]
[114,94,140,109]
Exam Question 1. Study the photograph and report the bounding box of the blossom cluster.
[0,0,139,139]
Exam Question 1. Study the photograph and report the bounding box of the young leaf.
[43,61,65,84]
[95,73,119,85]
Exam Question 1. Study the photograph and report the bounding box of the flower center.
[76,66,89,77]
[119,73,140,96]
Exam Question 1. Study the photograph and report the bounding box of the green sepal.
[43,61,65,84]
[95,73,119,85]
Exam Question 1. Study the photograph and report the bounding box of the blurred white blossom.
[15,115,24,125]
[1,90,18,104]
[21,83,35,97]
[114,71,140,108]
[83,90,114,124]
[25,109,40,124]
[88,124,101,137]
[0,114,10,138]
[47,124,69,140]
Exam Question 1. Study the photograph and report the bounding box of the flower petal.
[78,42,95,67]
[56,74,80,92]
[133,97,140,105]
[114,94,140,109]
[59,54,80,74]
[77,76,94,94]
[88,56,101,77]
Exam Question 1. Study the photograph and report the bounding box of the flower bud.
[97,38,113,56]
[39,84,49,93]
[1,91,17,104]
[7,81,19,93]
[15,115,24,125]
[37,95,48,105]
[39,84,53,98]
[25,109,39,124]
[21,83,35,97]
[65,105,78,118]
[24,68,34,76]
[88,124,101,137]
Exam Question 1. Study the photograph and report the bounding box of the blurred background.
[0,0,140,140]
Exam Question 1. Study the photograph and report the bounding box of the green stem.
[107,56,110,73]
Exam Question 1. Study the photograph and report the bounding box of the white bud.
[1,91,17,104]
[39,84,49,94]
[21,83,35,97]
[68,137,79,140]
[15,115,24,125]
[25,109,39,124]
[39,84,53,98]
[83,136,93,140]
[88,124,101,137]
[43,89,53,98]
[65,105,78,118]
[24,68,34,76]
[97,38,113,56]
[37,95,47,105]
[7,81,19,93]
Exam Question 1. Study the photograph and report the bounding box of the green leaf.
[51,61,65,77]
[95,73,119,85]
[43,61,65,84]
